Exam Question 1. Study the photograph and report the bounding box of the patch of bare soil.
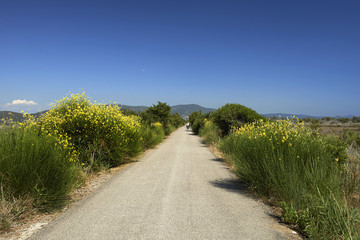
[0,162,134,240]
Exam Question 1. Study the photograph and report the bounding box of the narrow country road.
[30,127,297,240]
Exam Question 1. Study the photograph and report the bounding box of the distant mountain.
[171,104,216,118]
[0,111,25,122]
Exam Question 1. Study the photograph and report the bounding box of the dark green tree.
[212,103,266,136]
[189,111,205,135]
[144,101,171,127]
[171,112,185,128]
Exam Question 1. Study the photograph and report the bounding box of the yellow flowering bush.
[34,93,142,169]
[152,122,163,127]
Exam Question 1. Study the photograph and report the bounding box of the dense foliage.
[0,126,80,211]
[188,111,206,135]
[141,101,185,135]
[212,103,266,136]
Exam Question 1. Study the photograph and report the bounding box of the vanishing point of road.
[30,127,299,240]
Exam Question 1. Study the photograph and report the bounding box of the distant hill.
[171,104,216,118]
[0,110,48,125]
[0,111,25,122]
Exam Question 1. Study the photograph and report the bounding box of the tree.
[143,101,171,127]
[171,112,185,128]
[189,111,205,135]
[212,103,266,136]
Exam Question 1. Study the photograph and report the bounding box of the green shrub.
[189,111,205,135]
[164,124,176,136]
[0,126,80,211]
[322,135,348,165]
[212,103,265,136]
[171,112,186,128]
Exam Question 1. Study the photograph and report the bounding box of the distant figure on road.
[186,122,190,130]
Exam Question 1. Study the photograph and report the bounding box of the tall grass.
[0,127,81,212]
[343,143,360,209]
[220,119,360,239]
[199,120,220,145]
[141,122,165,149]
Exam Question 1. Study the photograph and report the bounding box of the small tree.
[189,111,205,135]
[212,103,265,136]
[171,112,185,128]
[143,101,171,127]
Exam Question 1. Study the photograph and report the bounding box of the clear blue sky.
[1,0,359,116]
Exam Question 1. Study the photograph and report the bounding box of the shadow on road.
[209,178,247,194]
[210,158,223,162]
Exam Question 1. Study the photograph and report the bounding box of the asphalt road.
[30,127,295,240]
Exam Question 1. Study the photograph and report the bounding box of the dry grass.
[0,185,34,233]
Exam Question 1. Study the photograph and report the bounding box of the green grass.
[199,120,220,145]
[141,124,165,149]
[0,126,81,211]
[219,119,360,239]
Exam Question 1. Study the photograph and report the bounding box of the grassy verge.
[0,126,82,231]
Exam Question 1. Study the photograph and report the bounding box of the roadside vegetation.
[0,93,185,232]
[190,104,360,239]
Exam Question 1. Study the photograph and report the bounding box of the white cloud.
[6,99,38,106]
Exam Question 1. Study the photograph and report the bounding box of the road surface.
[30,127,296,240]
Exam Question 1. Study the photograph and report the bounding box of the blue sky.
[1,0,359,116]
